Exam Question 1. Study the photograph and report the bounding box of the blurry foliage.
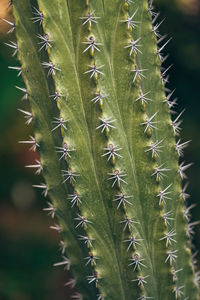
[0,0,200,299]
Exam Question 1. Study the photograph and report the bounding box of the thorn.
[151,8,160,22]
[186,221,200,238]
[149,0,158,17]
[32,6,44,25]
[165,249,178,265]
[97,294,104,300]
[151,163,170,181]
[120,216,139,231]
[162,210,174,226]
[102,144,122,161]
[64,278,76,288]
[87,272,99,287]
[0,18,15,34]
[108,170,127,187]
[137,296,153,300]
[123,234,143,251]
[43,202,55,218]
[176,139,191,157]
[80,11,100,27]
[129,253,147,270]
[132,275,149,286]
[42,61,60,77]
[132,65,147,83]
[49,224,61,232]
[52,117,68,131]
[184,204,196,222]
[56,143,75,160]
[71,293,82,300]
[113,193,133,209]
[37,34,53,51]
[32,183,48,197]
[84,64,104,78]
[160,229,176,246]
[78,235,94,247]
[84,252,99,266]
[82,36,102,53]
[145,139,164,157]
[8,0,13,7]
[15,86,28,100]
[53,256,70,270]
[18,136,39,151]
[18,109,33,125]
[62,169,80,184]
[157,183,172,205]
[180,182,190,200]
[171,110,185,136]
[25,159,42,174]
[141,112,158,133]
[4,41,18,56]
[152,18,165,38]
[96,117,116,133]
[161,64,173,84]
[59,241,66,255]
[91,91,108,104]
[120,9,140,29]
[124,38,142,55]
[125,0,134,3]
[136,89,152,104]
[157,34,168,45]
[178,161,193,180]
[50,91,63,102]
[8,66,22,77]
[158,37,172,56]
[173,286,184,299]
[172,268,183,282]
[68,192,81,207]
[194,271,200,287]
[74,214,92,228]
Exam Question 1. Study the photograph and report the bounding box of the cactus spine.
[5,0,199,299]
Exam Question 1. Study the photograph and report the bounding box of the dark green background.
[0,1,199,299]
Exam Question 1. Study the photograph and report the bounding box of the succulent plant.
[3,0,199,299]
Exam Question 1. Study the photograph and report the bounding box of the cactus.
[4,0,199,299]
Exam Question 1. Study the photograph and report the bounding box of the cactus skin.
[8,0,199,299]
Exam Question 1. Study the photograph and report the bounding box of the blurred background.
[0,0,199,299]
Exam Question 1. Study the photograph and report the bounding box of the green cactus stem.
[4,0,199,299]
